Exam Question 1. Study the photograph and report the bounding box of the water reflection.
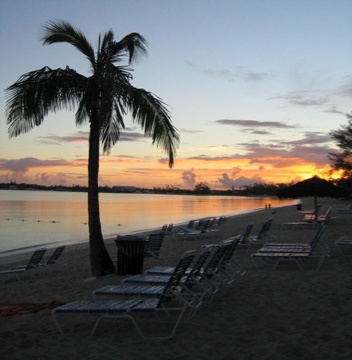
[0,190,295,253]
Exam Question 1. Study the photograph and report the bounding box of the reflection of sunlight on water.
[0,190,295,254]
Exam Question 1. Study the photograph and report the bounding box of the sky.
[0,0,351,190]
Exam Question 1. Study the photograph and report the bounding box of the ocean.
[0,190,295,255]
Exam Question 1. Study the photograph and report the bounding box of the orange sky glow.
[1,1,350,190]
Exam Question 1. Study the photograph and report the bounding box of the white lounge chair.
[336,203,352,214]
[1,248,47,281]
[251,225,327,270]
[52,249,201,339]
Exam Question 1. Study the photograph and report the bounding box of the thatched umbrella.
[278,176,349,218]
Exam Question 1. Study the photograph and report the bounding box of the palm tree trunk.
[88,118,115,276]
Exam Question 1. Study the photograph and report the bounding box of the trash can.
[296,203,302,211]
[115,235,147,275]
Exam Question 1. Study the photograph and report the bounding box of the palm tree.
[5,20,179,276]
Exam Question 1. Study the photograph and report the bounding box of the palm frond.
[110,33,148,65]
[121,86,179,167]
[5,66,87,137]
[42,20,96,69]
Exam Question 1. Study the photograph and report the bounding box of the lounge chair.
[143,244,213,277]
[177,220,195,232]
[34,246,66,273]
[9,247,47,271]
[144,233,167,259]
[41,245,66,266]
[336,203,352,214]
[281,220,316,230]
[283,207,332,229]
[122,241,235,293]
[164,223,174,237]
[52,250,201,339]
[0,248,47,281]
[258,224,330,255]
[251,225,327,270]
[173,219,219,240]
[335,235,352,253]
[316,207,332,224]
[93,245,214,300]
[194,239,241,291]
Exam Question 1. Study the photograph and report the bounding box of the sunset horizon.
[1,1,350,190]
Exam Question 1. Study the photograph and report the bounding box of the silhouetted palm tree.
[5,20,179,276]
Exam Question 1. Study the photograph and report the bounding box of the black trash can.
[115,235,147,275]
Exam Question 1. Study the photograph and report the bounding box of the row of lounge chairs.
[167,216,228,240]
[52,237,243,339]
[0,245,66,281]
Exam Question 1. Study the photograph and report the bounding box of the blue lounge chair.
[259,225,330,255]
[335,235,352,253]
[52,249,200,339]
[336,203,352,214]
[93,245,214,300]
[144,233,167,259]
[251,225,327,270]
[247,218,273,242]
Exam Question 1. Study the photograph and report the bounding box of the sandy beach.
[1,198,351,360]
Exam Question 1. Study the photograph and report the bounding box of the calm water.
[0,190,295,255]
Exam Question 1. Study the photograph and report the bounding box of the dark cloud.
[324,106,346,115]
[0,157,70,172]
[37,130,147,145]
[119,132,149,142]
[248,130,272,135]
[37,131,89,145]
[282,132,331,146]
[215,119,295,128]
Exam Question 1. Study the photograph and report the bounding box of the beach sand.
[1,198,351,360]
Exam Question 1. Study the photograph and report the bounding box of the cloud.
[203,68,238,82]
[324,106,346,115]
[335,81,352,97]
[37,129,147,145]
[282,132,332,146]
[245,72,270,82]
[268,91,328,107]
[0,157,71,172]
[33,172,72,185]
[181,128,204,134]
[181,169,197,187]
[215,119,295,128]
[217,172,264,188]
[185,61,272,83]
[248,130,272,135]
[37,132,89,145]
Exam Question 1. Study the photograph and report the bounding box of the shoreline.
[1,197,352,359]
[0,202,294,265]
[0,190,297,256]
